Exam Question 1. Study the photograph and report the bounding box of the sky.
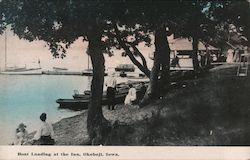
[0,29,154,72]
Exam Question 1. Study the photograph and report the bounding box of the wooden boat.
[57,90,128,110]
[42,70,83,75]
[1,67,42,75]
[73,81,147,99]
[53,67,68,71]
[82,69,93,76]
[56,98,89,111]
[82,69,108,76]
[57,81,148,110]
[115,64,135,72]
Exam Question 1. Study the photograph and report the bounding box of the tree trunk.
[158,28,171,95]
[87,25,110,145]
[192,36,200,76]
[141,25,170,106]
[140,50,161,106]
[205,44,211,69]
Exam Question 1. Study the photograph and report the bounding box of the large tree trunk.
[87,25,110,145]
[141,25,170,106]
[192,36,200,76]
[158,28,171,95]
[140,50,161,106]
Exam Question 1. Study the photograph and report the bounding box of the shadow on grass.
[106,67,250,145]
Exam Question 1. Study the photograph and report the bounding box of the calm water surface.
[0,74,131,145]
[0,74,92,145]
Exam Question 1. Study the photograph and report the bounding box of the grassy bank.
[45,64,250,145]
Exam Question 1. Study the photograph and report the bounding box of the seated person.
[124,84,137,105]
[33,113,55,145]
[14,123,29,145]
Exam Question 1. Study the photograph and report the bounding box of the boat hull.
[0,69,42,75]
[57,92,128,111]
[42,71,83,75]
[56,99,89,111]
[57,81,148,110]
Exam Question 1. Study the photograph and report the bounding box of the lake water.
[0,74,137,145]
[0,74,92,145]
[0,74,93,144]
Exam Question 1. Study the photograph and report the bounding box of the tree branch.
[114,24,151,77]
[129,43,149,71]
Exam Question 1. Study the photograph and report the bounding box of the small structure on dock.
[149,36,219,70]
[169,37,219,70]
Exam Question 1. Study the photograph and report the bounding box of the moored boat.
[41,70,83,75]
[115,64,135,72]
[56,98,89,111]
[53,67,68,71]
[73,81,148,99]
[82,69,108,76]
[56,81,148,110]
[0,67,42,75]
[57,91,128,110]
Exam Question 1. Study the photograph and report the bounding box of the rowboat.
[56,98,89,111]
[56,90,129,111]
[56,81,148,110]
[73,81,147,99]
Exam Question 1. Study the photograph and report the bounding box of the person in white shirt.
[226,49,234,63]
[105,73,117,110]
[34,113,55,145]
[124,84,137,105]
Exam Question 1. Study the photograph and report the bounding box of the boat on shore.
[56,81,148,110]
[56,90,129,111]
[73,80,148,99]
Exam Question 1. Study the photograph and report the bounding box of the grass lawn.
[32,65,249,146]
[107,65,250,145]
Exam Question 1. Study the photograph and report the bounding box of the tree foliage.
[1,0,249,145]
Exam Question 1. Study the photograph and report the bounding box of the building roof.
[168,38,219,51]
